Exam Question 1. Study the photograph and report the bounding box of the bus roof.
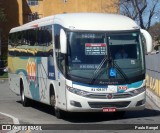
[10,13,139,33]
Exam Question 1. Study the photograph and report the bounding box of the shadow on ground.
[17,99,160,123]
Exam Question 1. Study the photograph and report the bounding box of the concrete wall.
[146,53,160,97]
[23,0,119,23]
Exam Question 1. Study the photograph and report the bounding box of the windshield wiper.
[89,41,130,85]
[89,57,130,85]
[108,36,131,84]
[89,56,109,84]
[111,59,130,84]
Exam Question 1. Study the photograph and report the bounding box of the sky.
[147,0,160,25]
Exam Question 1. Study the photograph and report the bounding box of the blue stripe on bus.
[127,80,143,88]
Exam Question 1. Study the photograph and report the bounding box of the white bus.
[8,13,152,118]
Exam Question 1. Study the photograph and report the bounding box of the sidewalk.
[146,88,160,110]
[0,79,19,126]
[0,80,14,125]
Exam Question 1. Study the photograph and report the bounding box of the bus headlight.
[129,86,146,96]
[66,86,89,96]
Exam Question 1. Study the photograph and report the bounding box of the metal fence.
[146,52,160,97]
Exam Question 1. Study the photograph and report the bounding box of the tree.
[120,0,160,30]
[0,6,6,58]
[149,22,160,49]
[0,8,6,22]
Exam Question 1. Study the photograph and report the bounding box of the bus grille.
[88,101,131,108]
[86,93,132,99]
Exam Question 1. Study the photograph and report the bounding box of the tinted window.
[8,25,53,57]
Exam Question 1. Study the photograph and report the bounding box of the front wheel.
[55,107,64,119]
[50,90,64,119]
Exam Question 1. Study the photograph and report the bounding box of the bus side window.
[9,33,15,56]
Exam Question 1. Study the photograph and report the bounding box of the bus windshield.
[66,31,145,85]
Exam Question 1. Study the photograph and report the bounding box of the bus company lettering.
[49,72,54,77]
[27,60,36,82]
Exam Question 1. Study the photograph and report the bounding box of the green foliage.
[0,72,8,78]
[1,53,7,60]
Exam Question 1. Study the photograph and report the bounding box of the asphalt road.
[0,79,160,132]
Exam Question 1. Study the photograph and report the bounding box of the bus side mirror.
[60,29,67,54]
[140,29,152,53]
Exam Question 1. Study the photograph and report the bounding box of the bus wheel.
[55,107,63,119]
[50,89,63,119]
[20,81,29,107]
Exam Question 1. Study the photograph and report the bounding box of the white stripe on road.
[0,112,19,124]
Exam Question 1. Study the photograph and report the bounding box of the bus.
[8,13,152,118]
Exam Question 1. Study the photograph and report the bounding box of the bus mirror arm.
[60,29,67,54]
[140,29,152,53]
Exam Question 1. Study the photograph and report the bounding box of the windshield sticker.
[80,64,99,69]
[85,43,106,55]
[109,68,116,77]
[131,60,135,64]
[132,33,137,36]
[107,86,117,93]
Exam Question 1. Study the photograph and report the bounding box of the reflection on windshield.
[67,31,145,85]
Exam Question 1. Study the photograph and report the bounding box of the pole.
[0,29,1,71]
[0,29,1,57]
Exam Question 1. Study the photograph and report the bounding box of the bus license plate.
[103,107,116,112]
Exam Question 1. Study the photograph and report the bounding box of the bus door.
[54,51,67,110]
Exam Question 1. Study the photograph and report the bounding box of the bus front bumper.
[66,90,146,112]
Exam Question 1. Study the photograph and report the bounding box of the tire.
[55,107,64,119]
[50,88,63,119]
[20,81,29,107]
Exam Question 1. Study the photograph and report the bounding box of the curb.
[0,78,8,83]
[0,112,19,124]
[146,88,160,110]
[0,112,20,133]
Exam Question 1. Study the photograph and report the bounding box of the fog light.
[70,100,82,107]
[136,99,145,106]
